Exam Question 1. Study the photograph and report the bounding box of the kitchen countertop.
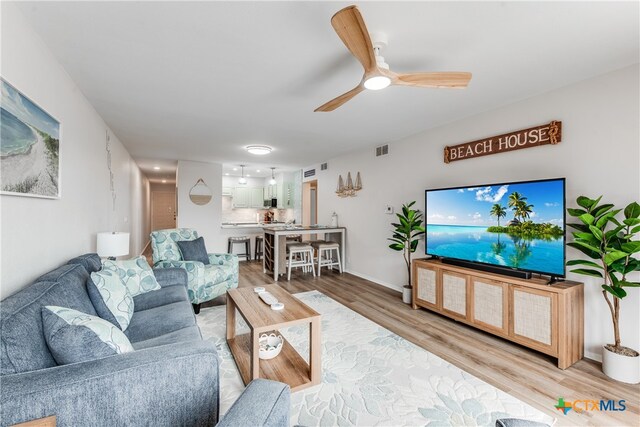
[221,222,286,229]
[262,225,345,232]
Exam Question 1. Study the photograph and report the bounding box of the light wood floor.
[202,260,639,426]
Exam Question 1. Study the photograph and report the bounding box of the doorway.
[151,190,176,231]
[302,180,318,226]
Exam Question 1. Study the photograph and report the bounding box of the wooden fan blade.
[331,6,376,72]
[315,85,364,112]
[393,72,472,88]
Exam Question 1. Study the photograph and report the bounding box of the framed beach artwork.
[1,77,60,199]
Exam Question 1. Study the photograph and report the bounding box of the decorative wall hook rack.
[336,172,362,197]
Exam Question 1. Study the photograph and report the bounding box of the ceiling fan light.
[364,75,391,91]
[246,145,272,155]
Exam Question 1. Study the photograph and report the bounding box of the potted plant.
[566,196,640,384]
[388,201,425,304]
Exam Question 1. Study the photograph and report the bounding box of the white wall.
[0,4,150,298]
[176,160,225,252]
[315,65,640,361]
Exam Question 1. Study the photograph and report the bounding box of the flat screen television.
[425,178,566,278]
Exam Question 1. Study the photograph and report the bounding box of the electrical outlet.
[385,205,394,214]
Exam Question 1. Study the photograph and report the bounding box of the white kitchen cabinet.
[264,184,276,200]
[232,187,263,208]
[250,187,264,208]
[232,187,249,208]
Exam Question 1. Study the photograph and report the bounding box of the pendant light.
[269,167,277,185]
[238,165,247,185]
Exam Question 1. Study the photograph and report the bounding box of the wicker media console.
[412,259,584,369]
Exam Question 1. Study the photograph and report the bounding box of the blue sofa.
[0,253,289,426]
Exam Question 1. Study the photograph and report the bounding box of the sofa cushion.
[66,253,102,273]
[89,270,135,331]
[177,237,210,265]
[133,284,189,312]
[132,326,202,350]
[42,306,133,365]
[125,302,197,343]
[102,256,161,297]
[152,267,188,288]
[1,264,97,374]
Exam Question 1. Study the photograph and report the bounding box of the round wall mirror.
[189,179,212,205]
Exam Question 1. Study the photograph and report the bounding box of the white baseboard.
[584,350,602,363]
[344,269,403,293]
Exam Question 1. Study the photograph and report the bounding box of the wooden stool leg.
[228,240,232,254]
[287,253,293,281]
[335,247,342,273]
[246,241,251,261]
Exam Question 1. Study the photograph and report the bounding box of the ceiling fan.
[315,5,472,112]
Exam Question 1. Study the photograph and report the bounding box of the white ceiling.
[15,1,640,177]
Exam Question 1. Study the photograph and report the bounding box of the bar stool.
[287,243,316,281]
[311,241,342,276]
[228,236,251,261]
[254,235,264,260]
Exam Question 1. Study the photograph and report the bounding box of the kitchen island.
[262,226,346,281]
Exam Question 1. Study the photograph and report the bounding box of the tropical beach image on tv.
[1,78,60,198]
[425,178,565,277]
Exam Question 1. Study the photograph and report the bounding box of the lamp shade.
[97,232,130,258]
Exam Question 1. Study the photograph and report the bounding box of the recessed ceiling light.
[162,179,167,183]
[246,145,272,155]
[256,169,261,173]
[233,168,238,171]
[246,174,251,177]
[225,173,229,176]
[153,166,161,170]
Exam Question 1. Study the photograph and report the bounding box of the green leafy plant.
[566,196,640,356]
[388,201,425,289]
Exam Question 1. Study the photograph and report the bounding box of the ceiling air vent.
[320,163,328,171]
[376,144,389,157]
[304,169,316,178]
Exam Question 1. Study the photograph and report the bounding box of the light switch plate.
[385,205,394,214]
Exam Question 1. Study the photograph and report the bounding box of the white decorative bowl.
[259,333,284,360]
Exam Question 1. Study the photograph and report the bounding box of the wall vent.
[320,163,328,171]
[376,144,389,157]
[304,169,316,178]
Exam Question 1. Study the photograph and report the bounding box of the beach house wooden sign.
[444,121,562,164]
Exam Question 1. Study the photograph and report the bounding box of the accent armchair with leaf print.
[150,228,238,313]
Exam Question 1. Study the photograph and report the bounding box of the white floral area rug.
[196,290,555,427]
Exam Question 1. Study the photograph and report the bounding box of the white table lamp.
[97,232,130,260]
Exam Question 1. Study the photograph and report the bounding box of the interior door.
[310,188,317,225]
[151,191,176,231]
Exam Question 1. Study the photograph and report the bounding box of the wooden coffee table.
[226,285,322,392]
